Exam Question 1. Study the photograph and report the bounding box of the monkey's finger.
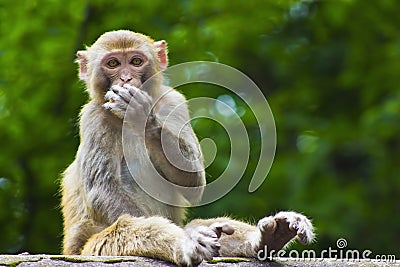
[105,90,118,102]
[103,102,125,119]
[105,93,132,115]
[110,86,133,104]
[124,84,142,97]
[105,90,130,107]
[209,223,235,238]
[123,83,151,100]
[257,216,277,234]
[195,237,221,261]
[117,89,132,104]
[110,85,138,104]
[113,87,150,115]
[124,84,152,104]
[197,235,220,249]
[122,83,140,91]
[297,231,308,245]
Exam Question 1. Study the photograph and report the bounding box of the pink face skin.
[100,51,149,88]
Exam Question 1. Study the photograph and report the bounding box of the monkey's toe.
[257,211,315,253]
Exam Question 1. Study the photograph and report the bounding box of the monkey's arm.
[81,215,193,264]
[81,214,233,266]
[145,87,205,188]
[105,85,205,188]
[185,211,315,258]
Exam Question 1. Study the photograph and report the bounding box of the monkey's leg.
[185,211,314,258]
[81,214,228,266]
[63,219,105,255]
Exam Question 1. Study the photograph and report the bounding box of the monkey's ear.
[154,40,168,71]
[76,51,88,81]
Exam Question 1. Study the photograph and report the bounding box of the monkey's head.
[76,30,168,102]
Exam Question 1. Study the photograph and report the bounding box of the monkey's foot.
[180,223,234,266]
[257,211,314,253]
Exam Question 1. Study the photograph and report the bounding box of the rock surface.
[0,255,398,267]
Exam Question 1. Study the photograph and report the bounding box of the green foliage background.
[0,0,399,258]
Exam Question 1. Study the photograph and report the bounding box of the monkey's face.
[77,30,168,102]
[100,51,150,89]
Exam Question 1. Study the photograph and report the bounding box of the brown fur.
[61,30,314,266]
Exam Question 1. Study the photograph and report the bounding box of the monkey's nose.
[120,76,132,82]
[119,77,133,87]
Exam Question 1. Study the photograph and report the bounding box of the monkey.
[61,30,315,266]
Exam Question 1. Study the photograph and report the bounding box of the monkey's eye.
[130,57,143,66]
[106,58,120,68]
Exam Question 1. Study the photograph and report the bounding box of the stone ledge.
[0,255,398,267]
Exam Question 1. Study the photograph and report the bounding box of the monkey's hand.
[178,223,234,266]
[257,211,314,255]
[104,85,154,131]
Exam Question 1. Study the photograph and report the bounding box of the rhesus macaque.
[61,30,314,266]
